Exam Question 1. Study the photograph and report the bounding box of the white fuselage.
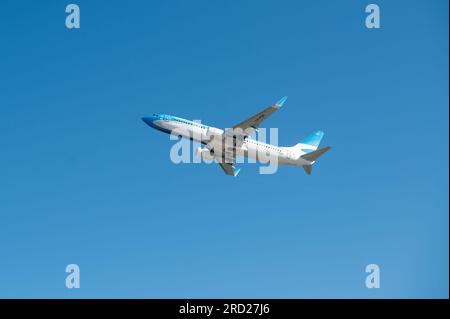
[149,115,314,166]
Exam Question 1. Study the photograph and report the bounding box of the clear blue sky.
[0,0,448,298]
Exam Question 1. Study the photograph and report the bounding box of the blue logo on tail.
[300,131,324,148]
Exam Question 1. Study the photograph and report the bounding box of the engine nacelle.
[205,127,224,138]
[195,147,215,161]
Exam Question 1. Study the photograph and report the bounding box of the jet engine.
[195,147,215,161]
[205,127,224,137]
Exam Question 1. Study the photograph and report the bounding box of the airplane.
[142,97,331,176]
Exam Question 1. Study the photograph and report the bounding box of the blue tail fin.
[299,131,324,149]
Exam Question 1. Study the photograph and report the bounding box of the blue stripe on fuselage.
[142,114,209,145]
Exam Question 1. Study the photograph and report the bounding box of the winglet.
[275,96,288,108]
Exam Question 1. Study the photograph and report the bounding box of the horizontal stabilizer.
[303,165,312,175]
[301,146,331,162]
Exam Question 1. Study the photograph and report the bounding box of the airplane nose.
[142,117,152,126]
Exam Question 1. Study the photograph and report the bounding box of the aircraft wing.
[226,96,287,147]
[211,97,287,177]
[218,161,241,177]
